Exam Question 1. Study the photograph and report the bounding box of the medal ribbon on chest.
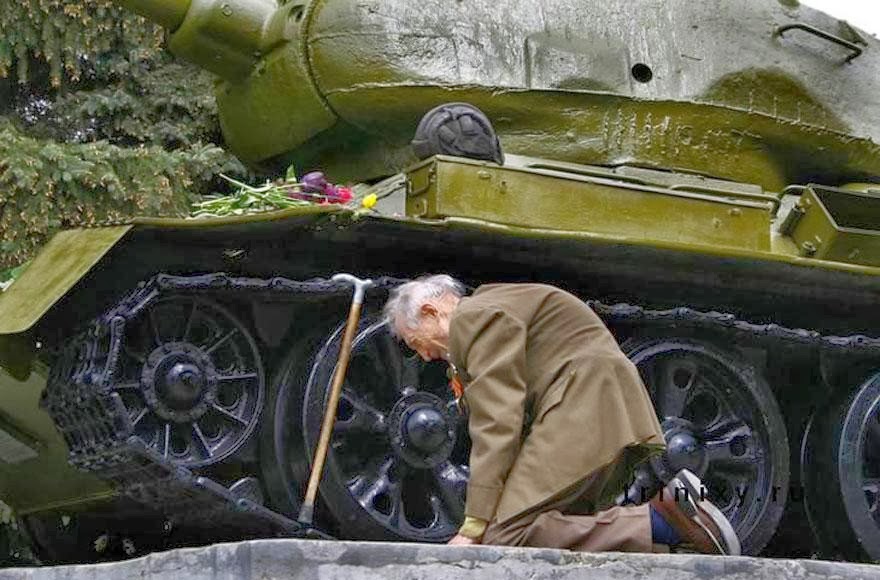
[446,361,465,408]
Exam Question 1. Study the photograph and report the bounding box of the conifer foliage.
[0,0,244,269]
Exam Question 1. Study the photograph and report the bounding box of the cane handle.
[332,273,374,305]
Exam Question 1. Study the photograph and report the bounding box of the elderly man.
[383,275,740,555]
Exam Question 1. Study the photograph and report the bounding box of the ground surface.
[0,539,879,579]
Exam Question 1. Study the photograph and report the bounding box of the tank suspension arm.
[113,0,282,80]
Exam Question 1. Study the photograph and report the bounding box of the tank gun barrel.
[115,0,191,31]
[113,0,338,167]
[113,0,280,80]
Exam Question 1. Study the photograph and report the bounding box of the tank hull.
[1,155,879,559]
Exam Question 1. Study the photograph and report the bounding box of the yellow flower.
[362,193,378,209]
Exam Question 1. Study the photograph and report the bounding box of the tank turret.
[118,0,880,190]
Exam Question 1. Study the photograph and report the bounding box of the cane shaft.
[299,301,362,524]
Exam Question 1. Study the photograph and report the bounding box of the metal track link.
[146,272,880,356]
[40,273,880,542]
[588,302,880,356]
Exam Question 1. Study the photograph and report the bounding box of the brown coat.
[448,283,665,525]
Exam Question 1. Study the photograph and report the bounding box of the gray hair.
[383,274,466,336]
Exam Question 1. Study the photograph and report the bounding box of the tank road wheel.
[802,370,880,561]
[623,338,789,555]
[302,315,469,542]
[110,296,265,467]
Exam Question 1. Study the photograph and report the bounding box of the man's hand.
[452,516,487,545]
[447,533,479,546]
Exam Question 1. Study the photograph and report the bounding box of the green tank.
[0,0,879,563]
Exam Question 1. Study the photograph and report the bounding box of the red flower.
[334,186,353,203]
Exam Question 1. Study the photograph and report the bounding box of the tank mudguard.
[0,226,132,378]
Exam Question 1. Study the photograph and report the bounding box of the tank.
[1,0,880,563]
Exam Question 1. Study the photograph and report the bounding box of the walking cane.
[297,273,374,533]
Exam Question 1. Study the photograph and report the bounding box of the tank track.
[40,272,879,542]
[40,273,405,541]
[587,302,880,356]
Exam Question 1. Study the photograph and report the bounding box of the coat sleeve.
[453,307,528,522]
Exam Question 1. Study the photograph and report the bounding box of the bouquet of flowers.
[189,167,377,219]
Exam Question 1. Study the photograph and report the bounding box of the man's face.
[396,304,449,362]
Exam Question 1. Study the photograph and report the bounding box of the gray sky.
[802,0,880,36]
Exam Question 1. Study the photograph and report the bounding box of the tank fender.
[0,226,132,378]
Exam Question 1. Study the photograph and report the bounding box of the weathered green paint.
[407,156,774,252]
[433,215,880,279]
[0,226,132,335]
[0,334,38,383]
[132,202,340,228]
[167,0,277,81]
[116,0,880,190]
[215,46,337,165]
[322,85,880,190]
[699,68,846,133]
[397,156,880,278]
[784,186,880,267]
[0,365,112,514]
[840,183,880,195]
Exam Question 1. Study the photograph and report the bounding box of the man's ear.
[420,303,439,318]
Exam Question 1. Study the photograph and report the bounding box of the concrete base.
[1,539,879,580]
